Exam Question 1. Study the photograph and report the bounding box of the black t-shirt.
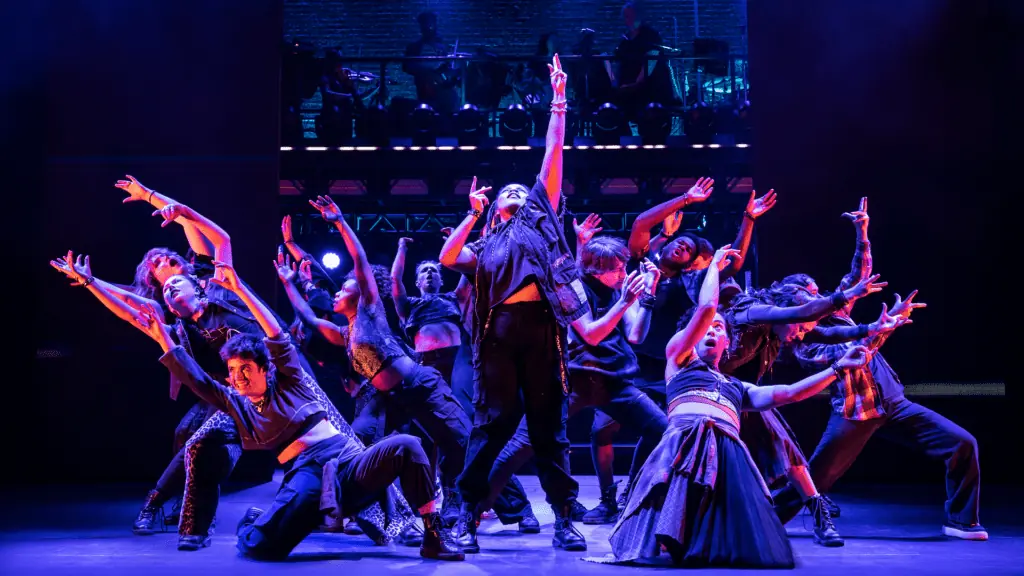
[403,291,461,340]
[568,276,639,380]
[172,298,263,399]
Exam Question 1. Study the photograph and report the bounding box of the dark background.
[10,0,1013,488]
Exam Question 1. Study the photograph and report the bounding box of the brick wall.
[285,0,747,103]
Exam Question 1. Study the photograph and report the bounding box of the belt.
[668,390,740,429]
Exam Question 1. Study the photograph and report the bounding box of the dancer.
[293,195,471,526]
[124,261,463,561]
[599,245,871,567]
[439,55,589,552]
[715,266,887,546]
[480,237,667,527]
[390,237,540,531]
[772,200,986,540]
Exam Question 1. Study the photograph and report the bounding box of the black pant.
[773,396,981,525]
[458,302,577,509]
[350,365,469,494]
[155,408,241,537]
[484,371,668,507]
[237,434,434,560]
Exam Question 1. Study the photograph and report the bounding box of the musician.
[320,52,371,113]
[614,1,674,120]
[404,12,460,116]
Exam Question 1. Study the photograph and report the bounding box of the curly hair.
[345,264,393,301]
[730,281,813,310]
[219,333,271,373]
[781,273,816,290]
[132,247,194,300]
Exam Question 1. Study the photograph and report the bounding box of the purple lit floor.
[1,476,1021,575]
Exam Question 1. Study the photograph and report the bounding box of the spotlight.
[593,102,623,145]
[500,104,532,146]
[638,102,671,145]
[683,101,715,144]
[410,102,437,146]
[321,252,341,270]
[455,103,483,146]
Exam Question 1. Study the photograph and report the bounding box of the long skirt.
[592,412,794,568]
[741,408,809,487]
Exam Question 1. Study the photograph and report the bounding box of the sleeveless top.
[666,356,746,416]
[403,291,462,340]
[345,299,407,380]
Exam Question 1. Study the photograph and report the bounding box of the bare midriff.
[277,419,341,464]
[668,399,737,426]
[503,281,542,304]
[413,320,462,352]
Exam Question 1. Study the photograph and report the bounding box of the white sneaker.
[942,522,989,541]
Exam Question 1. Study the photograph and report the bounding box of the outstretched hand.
[684,177,714,204]
[469,176,491,213]
[746,189,778,219]
[151,204,189,227]
[309,195,343,223]
[573,213,603,246]
[275,247,298,283]
[547,53,567,98]
[114,174,154,204]
[210,260,242,293]
[842,197,869,230]
[281,215,295,243]
[50,250,92,286]
[890,290,926,319]
[712,244,742,272]
[846,273,887,300]
[663,211,684,237]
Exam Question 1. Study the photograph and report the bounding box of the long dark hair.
[132,247,194,300]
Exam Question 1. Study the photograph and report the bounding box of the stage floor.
[1,476,1020,575]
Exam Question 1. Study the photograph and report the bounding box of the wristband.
[638,293,656,310]
[147,190,155,203]
[831,362,845,380]
[467,209,482,218]
[829,291,850,308]
[82,276,95,287]
[743,211,755,221]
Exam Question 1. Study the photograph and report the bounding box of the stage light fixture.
[500,104,532,146]
[455,104,483,146]
[322,252,341,270]
[638,102,671,145]
[410,102,437,146]
[593,102,623,145]
[683,101,716,144]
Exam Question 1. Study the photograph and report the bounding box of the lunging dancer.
[287,195,471,529]
[772,199,986,540]
[595,245,871,568]
[718,265,887,546]
[390,238,540,531]
[440,55,589,552]
[119,261,464,561]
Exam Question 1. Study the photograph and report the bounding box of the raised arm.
[440,177,490,274]
[275,254,346,346]
[115,175,215,257]
[836,197,872,314]
[744,346,871,411]
[721,189,778,278]
[744,274,887,325]
[538,54,567,210]
[151,203,233,280]
[209,261,282,339]
[623,259,660,344]
[570,270,646,346]
[391,237,413,322]
[627,178,712,259]
[51,251,164,325]
[307,196,374,305]
[665,246,739,367]
[572,213,603,265]
[647,211,684,262]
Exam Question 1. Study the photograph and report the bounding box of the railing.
[282,54,750,143]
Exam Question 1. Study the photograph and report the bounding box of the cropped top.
[403,291,462,340]
[666,357,746,419]
[345,299,407,380]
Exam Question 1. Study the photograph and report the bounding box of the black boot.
[519,505,541,534]
[582,482,620,525]
[453,503,480,553]
[164,498,181,526]
[420,512,465,561]
[552,503,587,551]
[236,507,263,537]
[570,499,589,522]
[177,534,212,551]
[133,490,166,535]
[441,487,462,528]
[821,494,841,517]
[808,495,844,547]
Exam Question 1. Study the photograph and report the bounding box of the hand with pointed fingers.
[846,274,887,300]
[842,197,869,239]
[712,244,742,272]
[309,195,343,223]
[50,250,92,286]
[298,260,313,284]
[639,258,661,294]
[746,189,778,219]
[469,176,491,213]
[275,248,298,283]
[573,213,603,246]
[890,290,927,320]
[684,177,714,204]
[547,53,567,98]
[210,260,242,293]
[114,174,154,204]
[151,204,189,227]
